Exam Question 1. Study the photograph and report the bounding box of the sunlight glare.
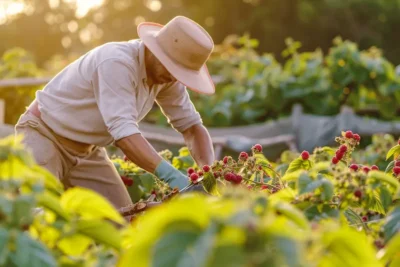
[0,0,25,24]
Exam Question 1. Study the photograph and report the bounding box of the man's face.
[145,46,177,85]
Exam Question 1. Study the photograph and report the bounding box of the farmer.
[14,16,215,210]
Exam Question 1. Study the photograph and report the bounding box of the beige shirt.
[36,39,202,146]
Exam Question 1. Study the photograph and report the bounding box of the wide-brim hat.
[137,16,215,95]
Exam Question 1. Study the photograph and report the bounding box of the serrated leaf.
[286,158,304,174]
[386,145,400,160]
[385,161,395,173]
[367,171,399,192]
[202,172,219,196]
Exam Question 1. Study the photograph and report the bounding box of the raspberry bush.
[1,130,400,267]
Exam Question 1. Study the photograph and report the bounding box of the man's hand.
[182,123,215,167]
[115,133,189,189]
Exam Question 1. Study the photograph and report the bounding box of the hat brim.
[137,22,215,95]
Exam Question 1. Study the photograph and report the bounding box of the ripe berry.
[332,157,339,164]
[253,144,262,153]
[258,165,263,170]
[362,216,368,222]
[350,164,359,171]
[234,175,243,184]
[395,161,400,167]
[362,166,370,174]
[354,189,362,198]
[374,240,385,249]
[198,171,203,176]
[213,171,220,178]
[121,176,133,186]
[345,130,354,139]
[353,134,361,142]
[224,172,234,181]
[371,165,379,171]
[335,150,344,160]
[393,166,400,176]
[339,145,348,153]
[202,165,210,172]
[223,156,229,164]
[239,152,249,161]
[190,173,199,182]
[301,151,310,160]
[261,185,269,190]
[151,189,157,195]
[187,168,195,175]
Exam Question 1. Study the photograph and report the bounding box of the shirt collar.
[138,40,148,83]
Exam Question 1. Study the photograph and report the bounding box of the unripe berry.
[239,152,249,161]
[253,144,262,153]
[339,145,348,153]
[187,167,195,175]
[198,171,203,176]
[353,134,361,142]
[354,189,362,198]
[393,166,400,176]
[301,151,310,160]
[332,157,339,164]
[345,130,354,139]
[202,165,210,172]
[350,164,359,171]
[190,173,199,182]
[371,165,379,171]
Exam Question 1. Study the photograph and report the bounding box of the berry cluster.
[349,164,379,173]
[332,130,361,165]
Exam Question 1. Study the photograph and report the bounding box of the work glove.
[154,159,189,190]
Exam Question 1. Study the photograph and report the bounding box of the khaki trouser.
[14,112,133,211]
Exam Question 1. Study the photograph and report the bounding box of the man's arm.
[115,133,163,174]
[182,123,215,167]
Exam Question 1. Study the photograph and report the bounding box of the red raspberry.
[354,189,362,198]
[362,216,368,222]
[151,189,157,195]
[258,165,263,170]
[261,185,269,190]
[198,171,203,176]
[190,173,199,182]
[349,164,359,171]
[213,171,220,178]
[396,161,400,167]
[362,166,370,174]
[187,168,195,175]
[223,156,229,164]
[234,175,243,184]
[239,152,249,161]
[393,166,400,175]
[121,176,133,186]
[339,145,348,153]
[335,150,344,160]
[253,144,262,152]
[345,130,354,138]
[202,165,210,172]
[371,165,379,171]
[353,134,361,142]
[301,151,310,160]
[332,157,339,164]
[224,172,234,181]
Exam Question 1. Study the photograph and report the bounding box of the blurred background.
[1,0,400,159]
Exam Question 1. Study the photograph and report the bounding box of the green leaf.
[379,186,393,212]
[12,195,35,227]
[152,230,200,267]
[378,233,400,266]
[298,172,312,194]
[285,158,304,174]
[383,206,400,243]
[10,232,57,267]
[367,171,399,192]
[386,145,400,160]
[202,172,219,196]
[0,228,9,266]
[36,191,69,220]
[385,160,395,174]
[76,219,122,250]
[57,234,93,256]
[138,173,156,192]
[273,201,310,230]
[60,187,125,224]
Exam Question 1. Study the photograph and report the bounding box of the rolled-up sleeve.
[156,82,203,133]
[92,58,141,141]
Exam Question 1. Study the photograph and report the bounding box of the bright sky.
[0,0,105,24]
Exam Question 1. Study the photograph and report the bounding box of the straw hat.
[137,16,215,95]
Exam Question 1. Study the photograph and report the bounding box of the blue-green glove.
[154,159,189,190]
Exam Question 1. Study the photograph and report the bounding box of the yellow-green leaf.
[60,187,125,224]
[76,219,122,250]
[386,145,400,160]
[57,234,92,256]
